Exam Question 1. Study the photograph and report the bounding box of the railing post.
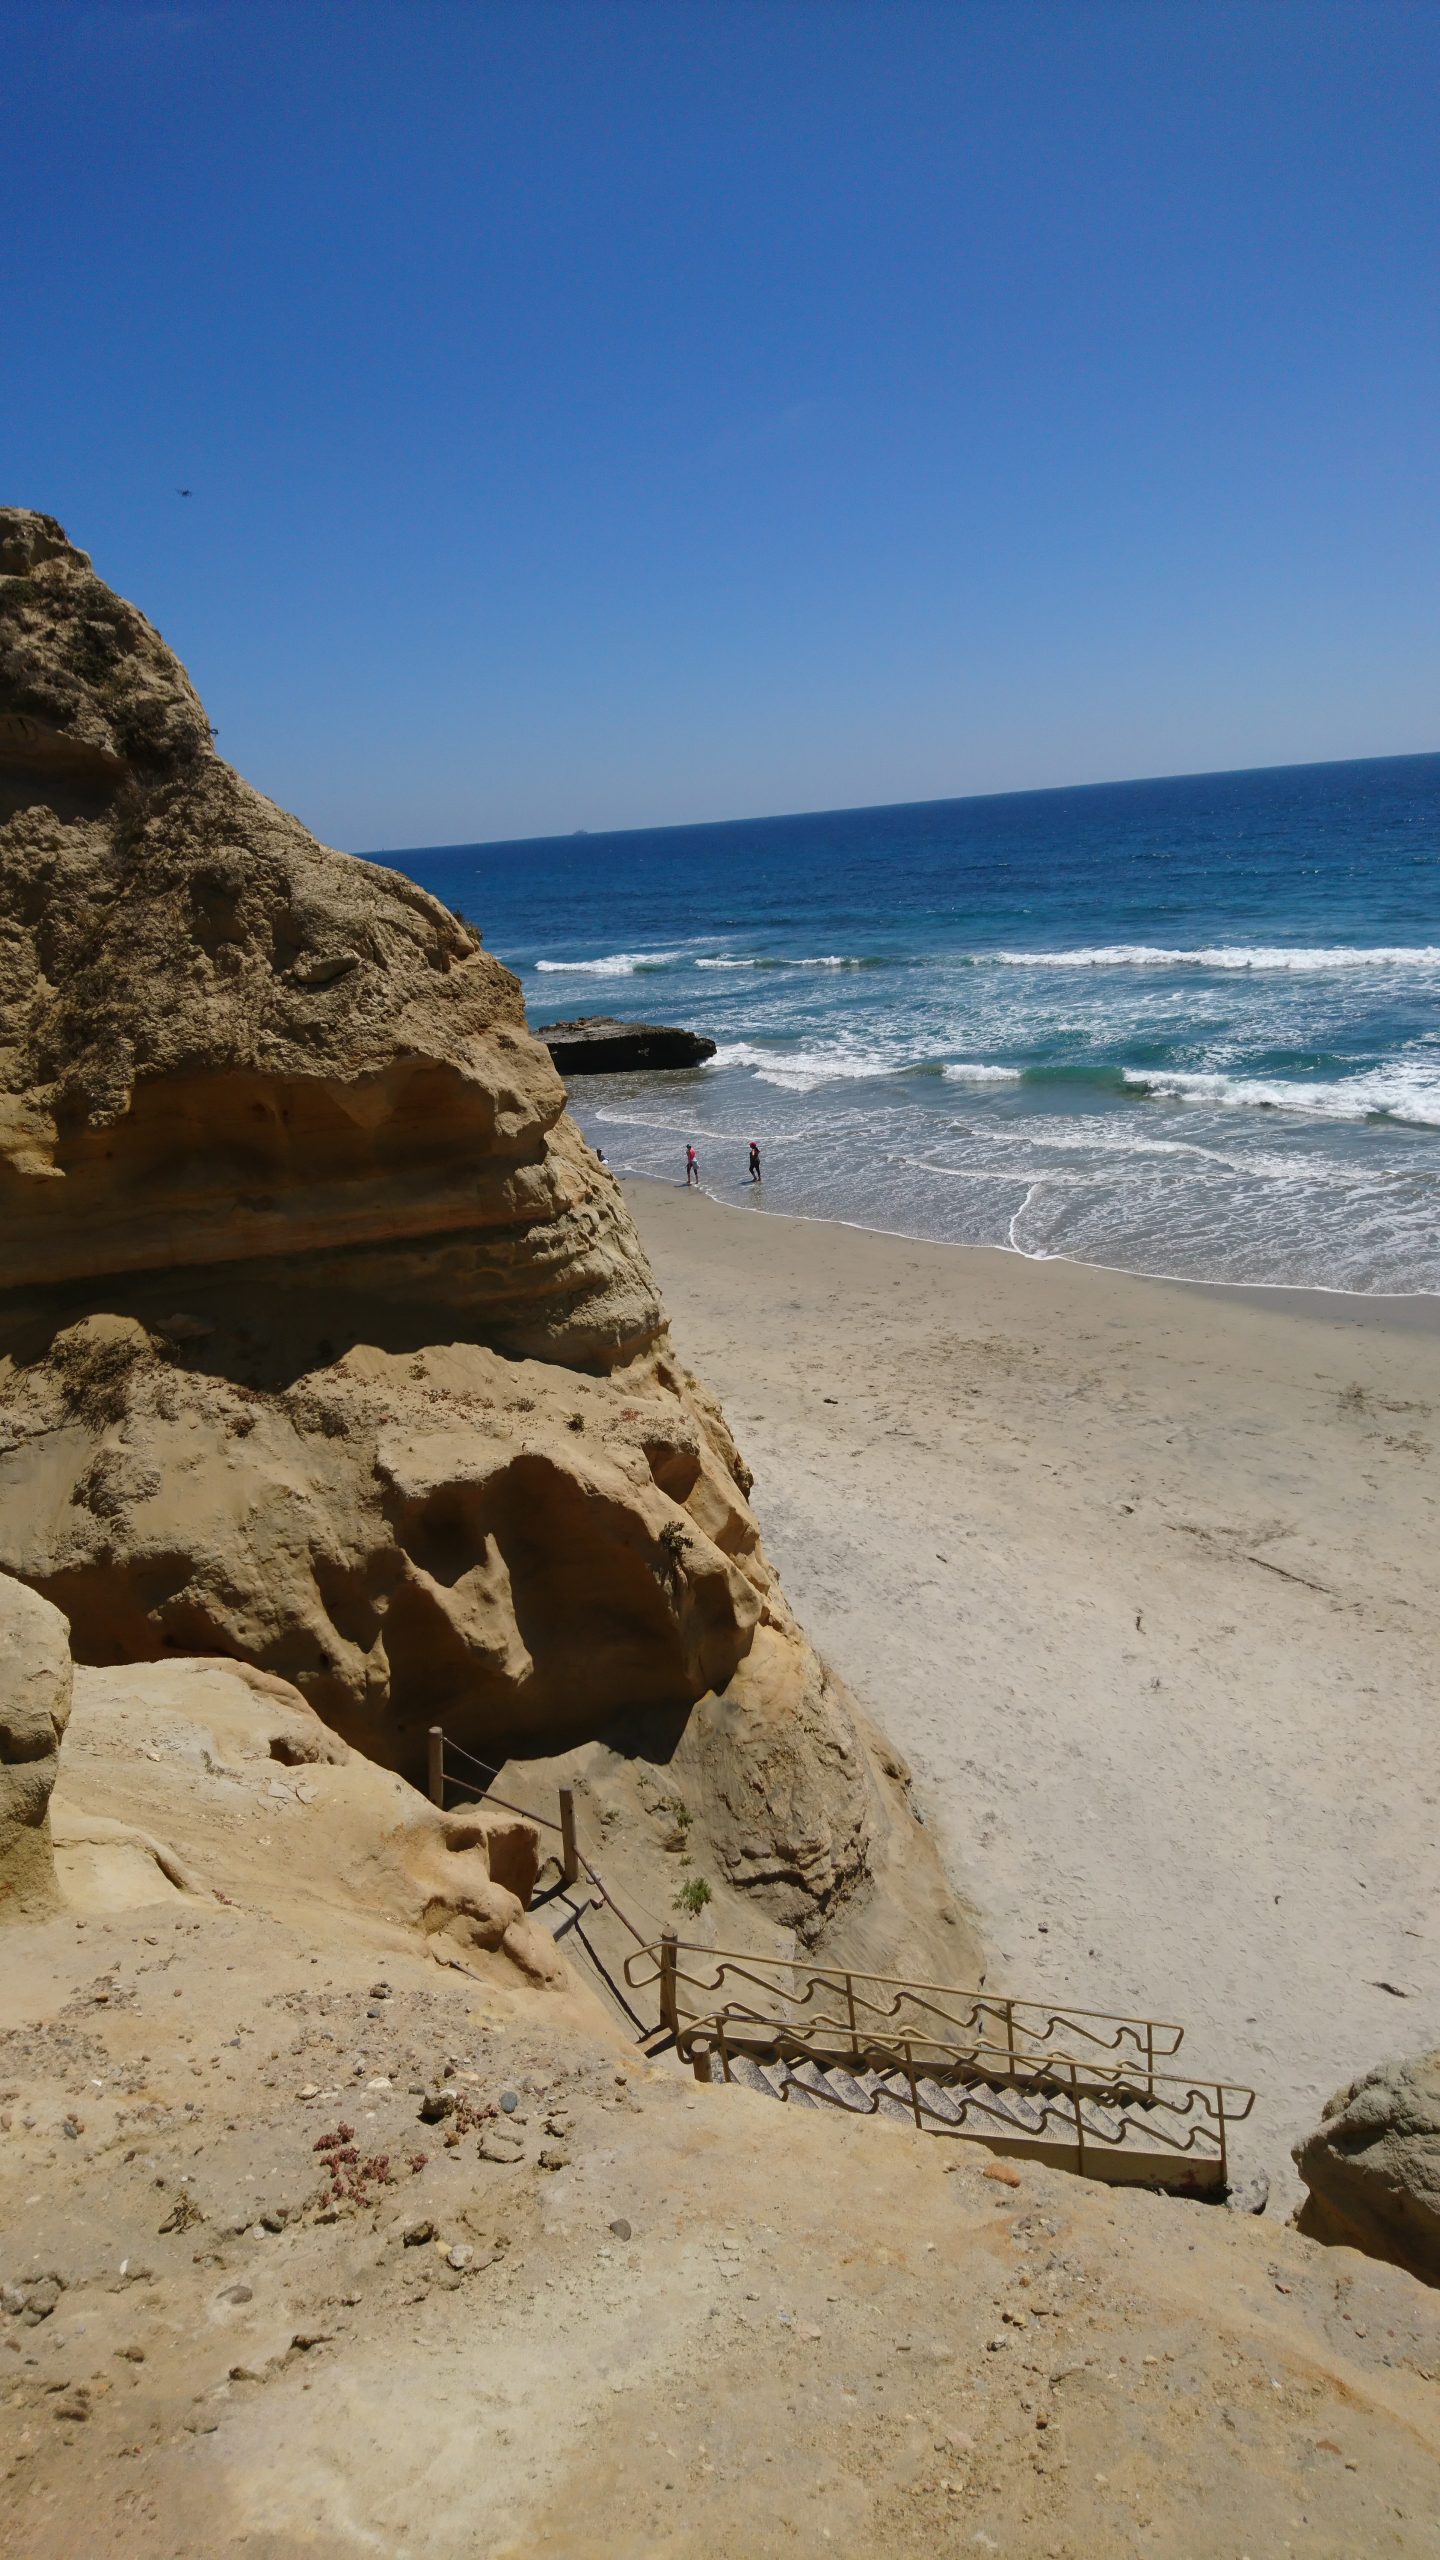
[845,1972,858,2054]
[559,1786,579,1887]
[659,1932,679,2038]
[906,2039,923,2130]
[1216,2085,1228,2190]
[1070,2060,1087,2176]
[427,1725,445,1808]
[1003,1998,1017,2082]
[1145,2021,1156,2103]
[691,2035,714,2085]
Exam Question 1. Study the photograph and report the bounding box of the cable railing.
[426,1725,653,1949]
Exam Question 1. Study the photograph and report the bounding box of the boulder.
[538,1016,717,1073]
[0,1570,72,1917]
[1293,2052,1440,2285]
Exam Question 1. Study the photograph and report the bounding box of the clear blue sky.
[5,0,1437,845]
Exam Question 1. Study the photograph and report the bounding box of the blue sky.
[5,0,1438,844]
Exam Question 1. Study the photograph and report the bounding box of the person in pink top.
[685,1144,700,1187]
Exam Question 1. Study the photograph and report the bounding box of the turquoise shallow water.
[379,752,1440,1293]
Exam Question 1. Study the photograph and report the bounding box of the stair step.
[723,2050,1188,2160]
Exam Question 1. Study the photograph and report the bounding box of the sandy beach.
[629,1178,1440,2198]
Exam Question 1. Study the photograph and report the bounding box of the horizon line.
[360,741,1440,862]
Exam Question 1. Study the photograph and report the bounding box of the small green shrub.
[674,1875,712,1917]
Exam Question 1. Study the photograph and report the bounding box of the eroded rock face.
[0,512,973,1977]
[0,1570,72,1917]
[0,1316,973,1972]
[0,510,660,1368]
[1294,2052,1440,2286]
[56,1655,564,1980]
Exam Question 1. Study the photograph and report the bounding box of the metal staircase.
[622,1939,1253,2195]
[428,1729,1254,2197]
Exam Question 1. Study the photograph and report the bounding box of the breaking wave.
[992,943,1440,973]
[1124,1064,1440,1127]
[532,950,690,975]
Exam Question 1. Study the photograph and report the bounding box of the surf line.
[1007,1180,1042,1253]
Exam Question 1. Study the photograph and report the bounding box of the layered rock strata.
[0,514,658,1370]
[0,511,973,1979]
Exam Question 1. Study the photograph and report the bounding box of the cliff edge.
[0,511,974,1982]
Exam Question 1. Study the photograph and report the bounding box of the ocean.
[381,752,1440,1296]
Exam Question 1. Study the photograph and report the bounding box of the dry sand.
[629,1181,1440,2200]
[5,1660,1439,2558]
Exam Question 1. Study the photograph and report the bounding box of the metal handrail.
[696,2014,1253,2180]
[631,1938,1186,2035]
[420,1738,1255,2186]
[623,1938,1186,2069]
[686,2011,1254,2120]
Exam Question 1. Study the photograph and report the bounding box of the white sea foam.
[532,949,690,974]
[992,943,1440,973]
[942,1061,1023,1084]
[1124,1064,1440,1127]
[710,1040,901,1091]
[695,952,879,970]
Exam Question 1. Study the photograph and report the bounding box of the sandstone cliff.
[0,511,973,1980]
[0,1571,72,1919]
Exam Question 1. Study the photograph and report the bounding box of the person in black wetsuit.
[748,1140,762,1184]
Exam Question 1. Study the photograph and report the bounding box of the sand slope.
[630,1184,1440,2199]
[2,1658,1438,2559]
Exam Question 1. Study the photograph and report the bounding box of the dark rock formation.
[538,1016,717,1073]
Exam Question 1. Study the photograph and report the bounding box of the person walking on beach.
[748,1140,762,1184]
[685,1144,700,1187]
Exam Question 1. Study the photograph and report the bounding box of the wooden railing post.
[559,1786,579,1887]
[659,1932,679,2038]
[427,1725,445,1808]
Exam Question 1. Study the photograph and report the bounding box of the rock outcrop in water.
[0,511,973,1977]
[539,1016,717,1073]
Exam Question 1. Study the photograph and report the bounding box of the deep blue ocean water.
[378,752,1440,1293]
